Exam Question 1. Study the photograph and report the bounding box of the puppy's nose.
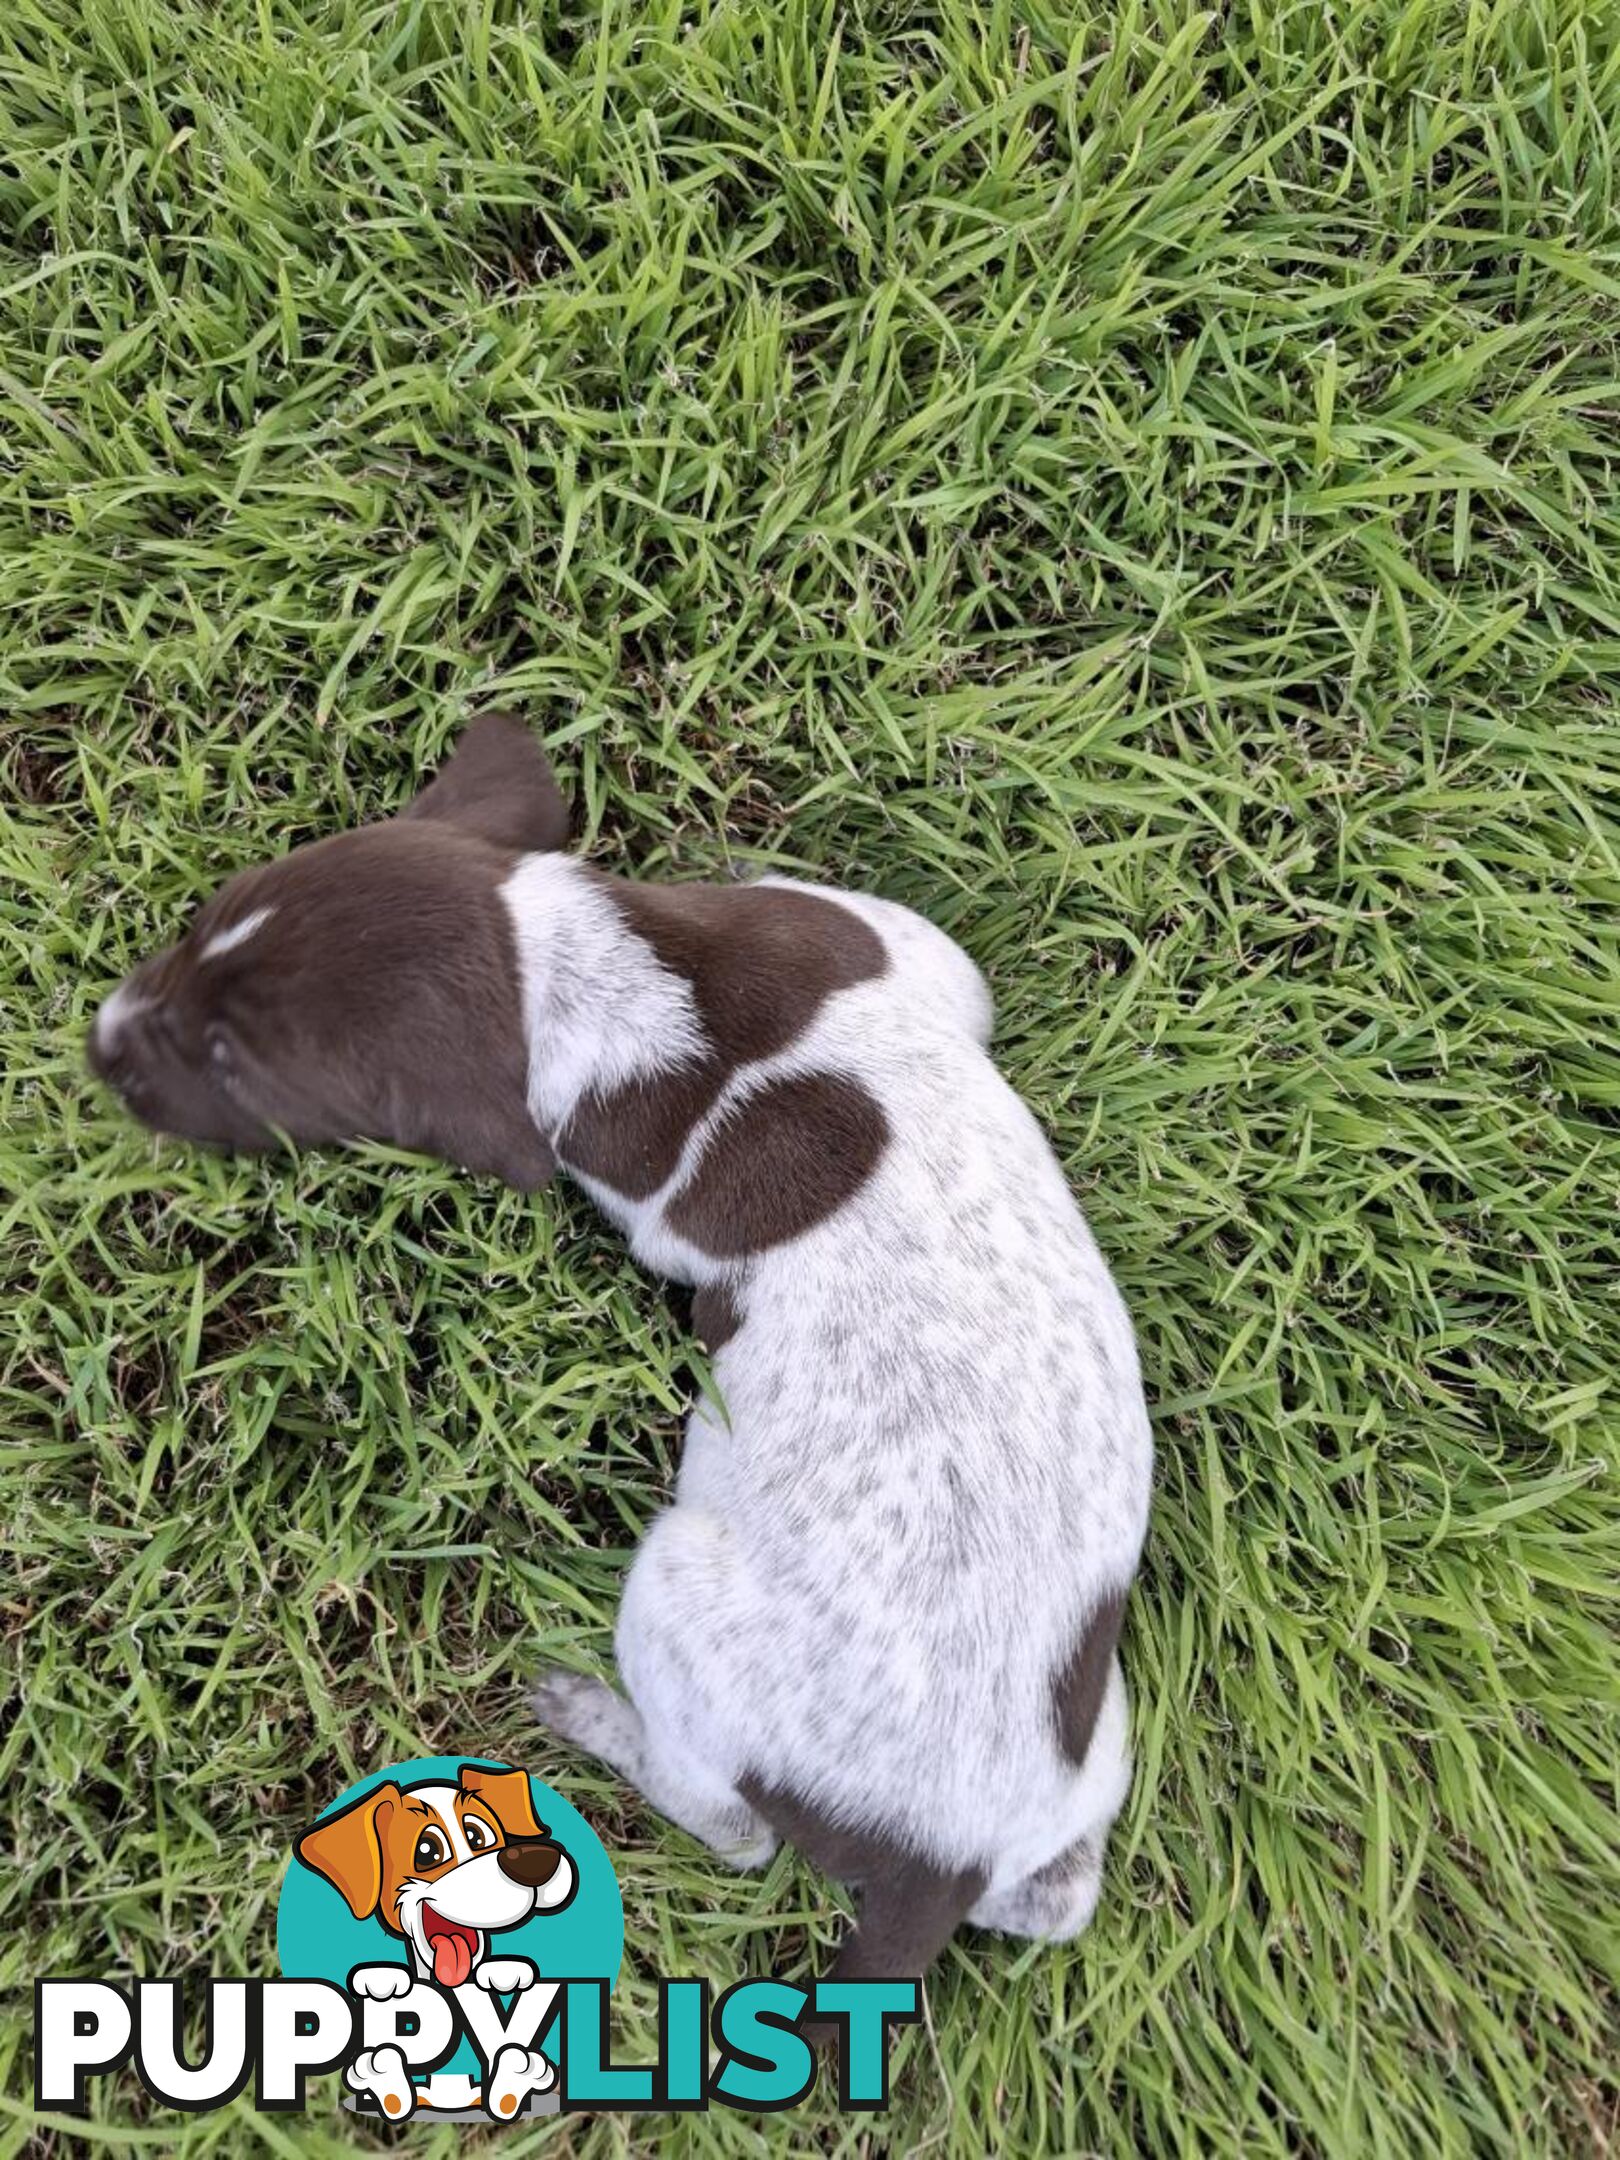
[497,1837,565,1889]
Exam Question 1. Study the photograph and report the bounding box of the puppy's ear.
[296,1782,401,1920]
[402,713,570,854]
[460,1763,546,1840]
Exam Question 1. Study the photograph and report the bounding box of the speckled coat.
[88,716,1154,1984]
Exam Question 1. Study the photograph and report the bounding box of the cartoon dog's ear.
[460,1763,545,1840]
[296,1782,401,1919]
[401,713,570,854]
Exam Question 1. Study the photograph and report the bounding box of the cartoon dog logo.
[297,1762,575,2120]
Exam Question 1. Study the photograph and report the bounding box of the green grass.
[3,0,1618,2151]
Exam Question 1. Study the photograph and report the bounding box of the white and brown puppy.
[89,717,1153,1989]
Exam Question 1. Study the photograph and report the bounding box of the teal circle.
[276,1754,622,2082]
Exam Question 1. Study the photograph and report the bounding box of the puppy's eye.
[464,1817,494,1852]
[205,1023,246,1094]
[413,1828,449,1870]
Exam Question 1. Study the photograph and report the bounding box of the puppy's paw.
[474,1956,537,1994]
[718,1822,780,1872]
[349,1963,413,2001]
[531,1667,617,1748]
[346,2044,415,2119]
[484,2043,556,2120]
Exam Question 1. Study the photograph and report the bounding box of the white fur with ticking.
[507,855,1152,1939]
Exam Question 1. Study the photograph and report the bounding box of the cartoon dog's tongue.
[423,1911,476,1988]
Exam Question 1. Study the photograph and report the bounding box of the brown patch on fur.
[691,1281,743,1350]
[558,1053,729,1198]
[1052,1589,1126,1767]
[666,1073,889,1257]
[608,881,887,1063]
[739,1773,986,1984]
[554,880,887,1198]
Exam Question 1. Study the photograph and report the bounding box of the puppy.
[90,717,1153,1987]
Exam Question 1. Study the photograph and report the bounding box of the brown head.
[86,715,568,1188]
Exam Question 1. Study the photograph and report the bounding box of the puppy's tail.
[799,1857,982,2049]
[738,1777,980,2040]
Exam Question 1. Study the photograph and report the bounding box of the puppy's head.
[297,1763,576,1986]
[86,715,566,1188]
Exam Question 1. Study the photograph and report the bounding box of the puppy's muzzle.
[87,1020,161,1125]
[497,1837,566,1889]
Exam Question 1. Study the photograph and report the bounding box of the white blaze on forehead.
[95,979,147,1052]
[200,904,274,961]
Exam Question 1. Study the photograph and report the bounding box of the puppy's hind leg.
[969,1655,1131,1942]
[967,1831,1105,1941]
[535,1512,781,1866]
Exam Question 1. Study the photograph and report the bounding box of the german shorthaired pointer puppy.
[89,716,1153,1989]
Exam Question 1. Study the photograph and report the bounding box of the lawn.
[3,0,1618,2152]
